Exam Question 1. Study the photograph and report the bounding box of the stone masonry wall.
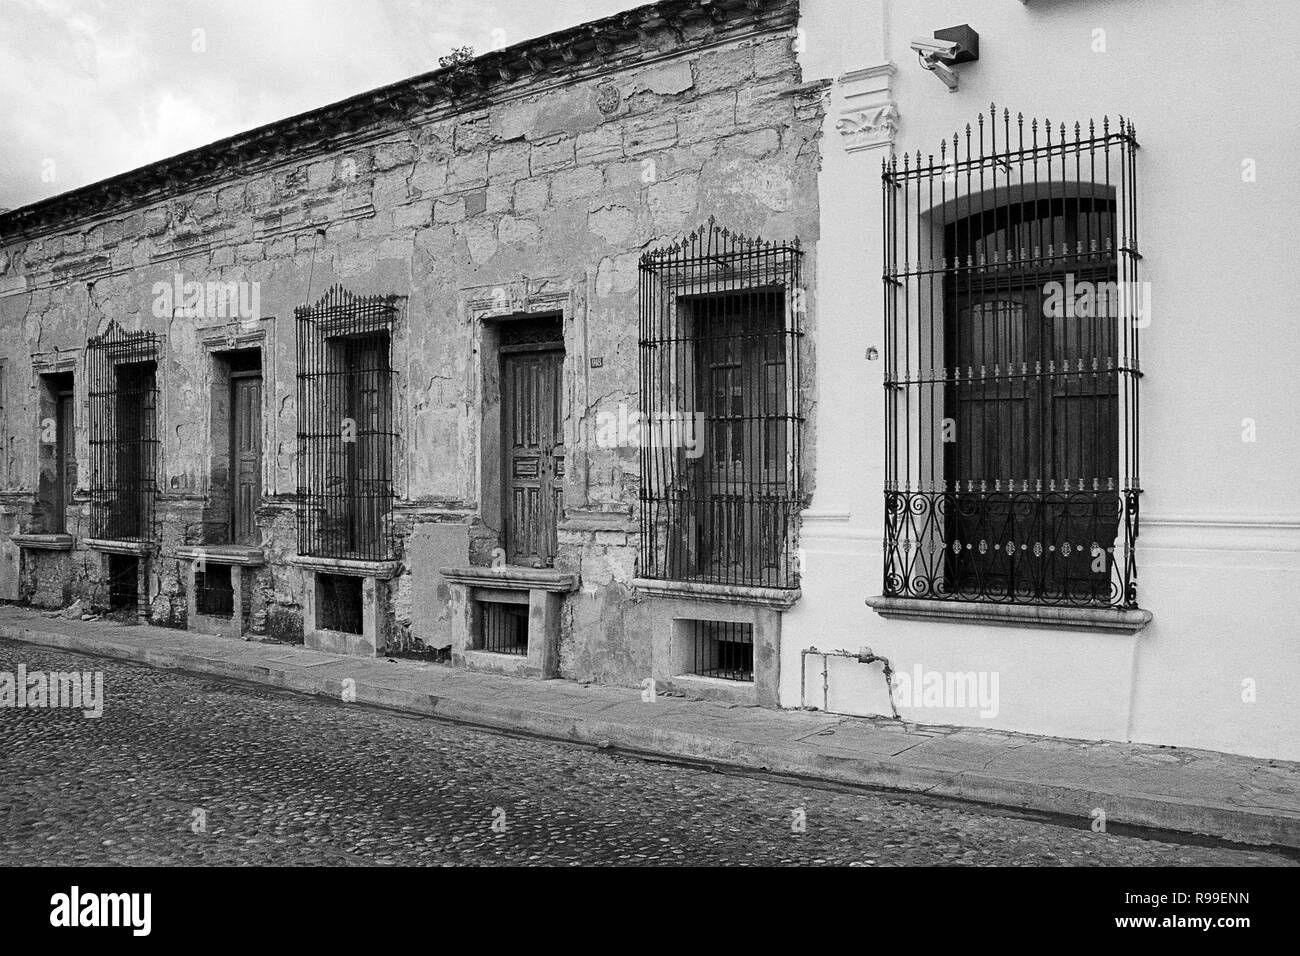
[0,9,822,686]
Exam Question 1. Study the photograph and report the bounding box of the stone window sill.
[632,577,801,610]
[439,566,579,593]
[289,555,400,578]
[172,544,265,567]
[865,596,1152,634]
[84,537,155,556]
[11,533,75,551]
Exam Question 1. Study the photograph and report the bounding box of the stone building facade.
[0,0,822,705]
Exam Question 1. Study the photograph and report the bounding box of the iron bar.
[478,600,529,655]
[691,619,753,681]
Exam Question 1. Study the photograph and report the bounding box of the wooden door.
[230,372,262,545]
[502,348,564,567]
[54,389,75,533]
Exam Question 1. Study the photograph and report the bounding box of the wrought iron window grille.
[638,219,805,589]
[882,106,1141,608]
[87,323,161,543]
[296,285,401,561]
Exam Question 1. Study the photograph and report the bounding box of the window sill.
[172,544,265,567]
[11,533,75,551]
[439,566,579,593]
[289,555,400,578]
[84,538,155,556]
[633,577,801,610]
[865,596,1152,634]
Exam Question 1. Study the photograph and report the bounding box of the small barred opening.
[195,564,234,619]
[317,573,363,634]
[477,600,529,656]
[690,620,754,682]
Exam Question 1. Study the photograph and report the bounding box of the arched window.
[881,109,1141,607]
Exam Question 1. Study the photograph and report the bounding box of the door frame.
[474,307,570,570]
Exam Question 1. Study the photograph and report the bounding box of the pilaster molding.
[836,62,898,153]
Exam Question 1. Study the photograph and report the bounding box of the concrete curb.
[4,622,1297,850]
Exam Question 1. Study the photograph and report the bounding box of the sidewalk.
[2,604,1296,850]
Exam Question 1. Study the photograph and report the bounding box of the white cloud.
[0,0,645,211]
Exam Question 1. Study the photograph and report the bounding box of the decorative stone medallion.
[595,82,621,115]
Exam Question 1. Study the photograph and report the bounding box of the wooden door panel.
[503,348,563,567]
[232,375,262,545]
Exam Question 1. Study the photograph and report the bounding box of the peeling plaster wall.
[0,12,823,685]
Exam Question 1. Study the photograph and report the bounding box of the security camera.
[910,25,979,92]
[910,37,960,59]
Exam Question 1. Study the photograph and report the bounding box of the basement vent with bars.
[317,574,363,634]
[195,565,235,619]
[688,619,754,682]
[106,554,139,615]
[881,106,1141,608]
[476,599,530,656]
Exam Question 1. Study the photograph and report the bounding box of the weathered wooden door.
[230,372,262,545]
[502,348,564,567]
[54,388,75,533]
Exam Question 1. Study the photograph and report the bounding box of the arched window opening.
[881,108,1141,607]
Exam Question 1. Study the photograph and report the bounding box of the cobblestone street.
[0,639,1291,866]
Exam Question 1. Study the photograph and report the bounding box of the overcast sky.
[0,0,646,211]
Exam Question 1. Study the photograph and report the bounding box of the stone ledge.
[659,673,757,706]
[456,648,542,678]
[440,565,579,592]
[632,577,801,610]
[11,533,75,551]
[288,555,401,578]
[171,544,266,567]
[83,538,155,556]
[865,596,1153,634]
